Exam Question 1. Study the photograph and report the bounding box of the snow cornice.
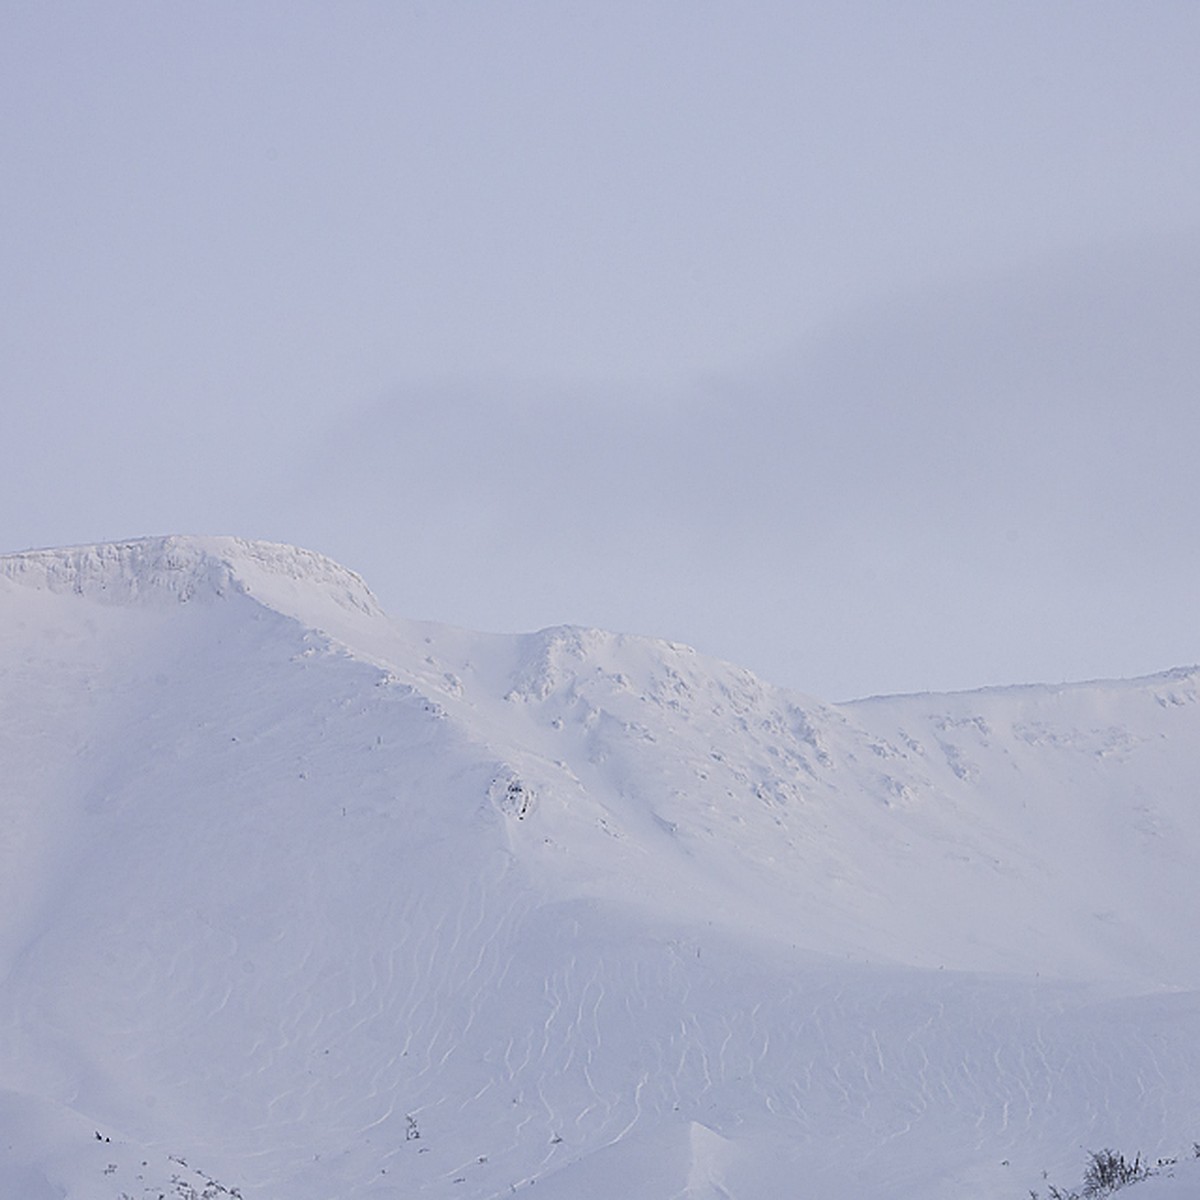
[0,535,383,619]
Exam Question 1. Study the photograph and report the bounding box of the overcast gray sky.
[3,2,1198,700]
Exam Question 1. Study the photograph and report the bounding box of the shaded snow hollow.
[2,536,1199,1200]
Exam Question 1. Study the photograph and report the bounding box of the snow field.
[2,537,1199,1199]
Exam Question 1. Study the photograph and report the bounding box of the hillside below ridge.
[0,535,383,621]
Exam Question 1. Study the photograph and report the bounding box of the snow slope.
[1,536,1198,1200]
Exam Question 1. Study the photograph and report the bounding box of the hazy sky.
[3,2,1198,700]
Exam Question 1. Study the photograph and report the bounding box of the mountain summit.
[1,535,383,618]
[2,538,1199,1200]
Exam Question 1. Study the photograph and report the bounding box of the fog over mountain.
[3,537,1199,1200]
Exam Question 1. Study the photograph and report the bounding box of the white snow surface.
[2,535,1199,1200]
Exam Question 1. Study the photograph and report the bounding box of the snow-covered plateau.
[2,536,1199,1200]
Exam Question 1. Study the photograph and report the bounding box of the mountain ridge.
[5,534,1194,706]
[0,535,383,622]
[3,537,1200,1199]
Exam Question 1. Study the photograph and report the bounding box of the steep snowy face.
[7,537,1198,985]
[432,618,1200,985]
[0,535,383,622]
[836,669,1200,982]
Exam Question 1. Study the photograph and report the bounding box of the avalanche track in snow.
[1,536,1199,1200]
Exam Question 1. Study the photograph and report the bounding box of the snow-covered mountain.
[2,536,1198,1200]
